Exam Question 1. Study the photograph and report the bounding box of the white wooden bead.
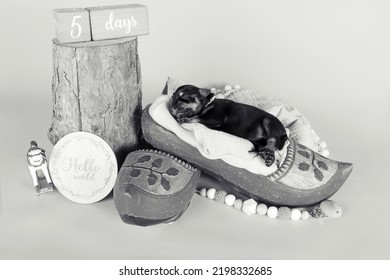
[301,210,310,220]
[224,194,236,206]
[242,199,258,215]
[256,203,268,215]
[234,85,241,89]
[321,149,330,157]
[224,85,232,91]
[233,199,243,210]
[199,188,207,197]
[291,209,302,221]
[267,206,278,218]
[206,188,216,200]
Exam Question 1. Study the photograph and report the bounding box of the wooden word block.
[53,8,92,43]
[87,4,149,41]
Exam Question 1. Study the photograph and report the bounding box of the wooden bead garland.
[197,187,342,221]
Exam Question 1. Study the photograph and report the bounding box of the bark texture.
[48,38,143,164]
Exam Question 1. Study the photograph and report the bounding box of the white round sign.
[49,132,118,204]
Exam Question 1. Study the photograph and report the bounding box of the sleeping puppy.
[168,85,288,167]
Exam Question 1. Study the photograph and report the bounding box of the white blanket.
[149,95,288,176]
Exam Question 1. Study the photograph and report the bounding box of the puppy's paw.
[259,148,276,167]
[177,117,190,124]
[259,148,273,157]
[265,154,275,167]
[176,117,185,124]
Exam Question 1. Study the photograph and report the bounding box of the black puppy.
[168,85,288,167]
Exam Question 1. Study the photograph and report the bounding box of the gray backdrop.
[1,0,389,259]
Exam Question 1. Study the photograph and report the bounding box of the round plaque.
[49,132,118,204]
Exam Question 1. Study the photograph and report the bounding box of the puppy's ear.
[279,134,289,150]
[199,88,211,97]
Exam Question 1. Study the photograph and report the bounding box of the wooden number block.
[54,8,92,43]
[87,4,149,41]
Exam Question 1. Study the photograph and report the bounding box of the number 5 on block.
[53,8,92,43]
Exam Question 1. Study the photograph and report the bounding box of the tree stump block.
[48,37,143,165]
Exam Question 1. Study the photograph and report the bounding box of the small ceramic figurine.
[26,141,54,195]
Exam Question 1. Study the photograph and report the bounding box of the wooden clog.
[141,106,353,207]
[113,149,200,226]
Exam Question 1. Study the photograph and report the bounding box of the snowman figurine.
[26,141,54,195]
